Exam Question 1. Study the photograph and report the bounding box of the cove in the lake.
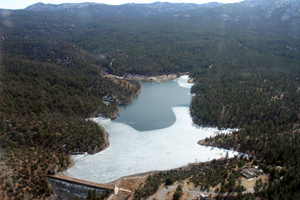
[113,77,192,131]
[63,76,240,184]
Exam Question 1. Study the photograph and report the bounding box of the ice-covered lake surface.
[63,76,241,184]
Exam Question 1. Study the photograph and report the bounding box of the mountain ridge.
[23,0,300,24]
[25,2,104,10]
[25,1,223,16]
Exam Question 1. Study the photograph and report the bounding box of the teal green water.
[113,79,192,131]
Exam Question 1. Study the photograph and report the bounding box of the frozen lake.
[63,76,240,183]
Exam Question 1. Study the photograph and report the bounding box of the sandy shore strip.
[103,73,191,82]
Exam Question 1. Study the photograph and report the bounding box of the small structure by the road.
[114,185,119,195]
[200,193,208,199]
[239,168,260,179]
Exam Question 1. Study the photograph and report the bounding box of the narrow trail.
[110,58,114,67]
[167,45,170,54]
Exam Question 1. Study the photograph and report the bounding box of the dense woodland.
[0,36,140,198]
[1,0,300,199]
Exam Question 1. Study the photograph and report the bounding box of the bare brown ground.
[240,175,269,189]
[112,174,149,191]
[0,151,10,200]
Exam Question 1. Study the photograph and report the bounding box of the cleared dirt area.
[240,175,269,192]
[111,174,149,191]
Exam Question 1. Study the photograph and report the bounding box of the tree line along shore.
[1,1,300,198]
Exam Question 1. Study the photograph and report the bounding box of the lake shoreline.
[104,72,191,83]
[59,77,142,180]
[59,75,239,198]
[104,73,177,82]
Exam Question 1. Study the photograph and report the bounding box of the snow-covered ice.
[175,75,194,88]
[63,106,241,184]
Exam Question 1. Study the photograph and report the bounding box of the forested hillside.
[0,21,140,199]
[0,0,300,199]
